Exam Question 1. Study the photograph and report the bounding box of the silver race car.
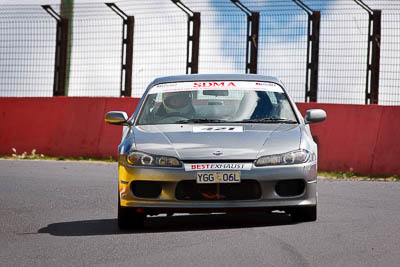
[105,74,326,229]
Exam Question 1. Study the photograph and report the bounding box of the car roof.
[148,74,282,87]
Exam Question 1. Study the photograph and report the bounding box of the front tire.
[118,196,145,230]
[290,206,317,223]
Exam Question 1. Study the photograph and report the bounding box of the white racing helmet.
[162,91,193,114]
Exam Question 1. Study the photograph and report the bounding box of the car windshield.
[136,81,298,125]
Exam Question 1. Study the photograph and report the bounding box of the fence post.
[106,3,134,97]
[249,12,259,74]
[292,1,320,102]
[354,0,381,104]
[309,11,320,102]
[171,0,200,74]
[369,10,381,104]
[42,5,69,96]
[231,0,259,74]
[190,12,201,74]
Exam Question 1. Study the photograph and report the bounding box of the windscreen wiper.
[175,118,228,124]
[232,118,298,124]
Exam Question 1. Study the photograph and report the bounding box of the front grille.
[175,180,261,201]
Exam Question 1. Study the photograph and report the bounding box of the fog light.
[275,180,305,197]
[131,181,162,198]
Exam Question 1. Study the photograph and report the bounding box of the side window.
[276,92,296,120]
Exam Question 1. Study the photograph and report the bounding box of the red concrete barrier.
[0,97,139,159]
[0,98,399,175]
[297,103,400,175]
[370,106,400,175]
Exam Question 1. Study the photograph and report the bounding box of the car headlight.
[255,149,313,166]
[126,151,182,167]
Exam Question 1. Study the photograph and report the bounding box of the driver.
[155,91,195,119]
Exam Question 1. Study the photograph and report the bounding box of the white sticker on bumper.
[185,163,252,171]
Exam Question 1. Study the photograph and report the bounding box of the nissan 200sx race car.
[105,74,326,229]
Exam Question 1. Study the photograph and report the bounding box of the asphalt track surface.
[1,159,399,267]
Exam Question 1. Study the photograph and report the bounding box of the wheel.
[290,206,317,223]
[118,196,145,230]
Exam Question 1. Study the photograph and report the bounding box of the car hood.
[132,124,301,160]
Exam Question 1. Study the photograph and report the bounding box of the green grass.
[0,148,116,163]
[318,171,400,182]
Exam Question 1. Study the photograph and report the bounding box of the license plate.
[196,171,241,184]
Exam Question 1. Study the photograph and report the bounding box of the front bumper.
[118,162,317,213]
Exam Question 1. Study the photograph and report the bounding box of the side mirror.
[305,109,326,124]
[105,111,130,126]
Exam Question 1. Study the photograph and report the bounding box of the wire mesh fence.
[317,11,368,104]
[130,14,187,98]
[66,17,122,97]
[257,11,309,102]
[198,13,247,75]
[376,10,400,105]
[0,6,55,97]
[0,0,400,105]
